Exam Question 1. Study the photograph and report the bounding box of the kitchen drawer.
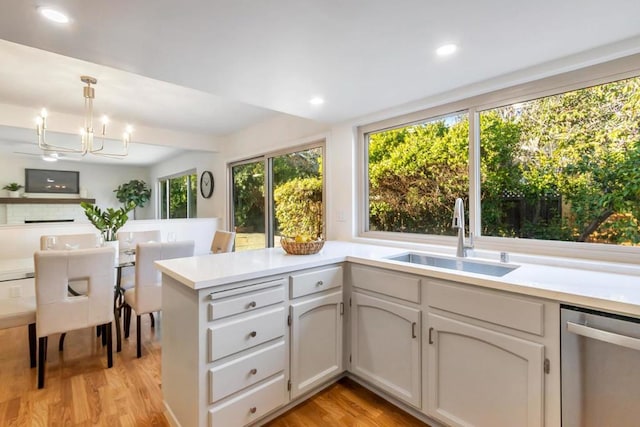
[208,306,285,362]
[351,265,421,303]
[209,374,286,427]
[427,280,544,336]
[290,265,343,299]
[209,283,285,321]
[209,340,285,403]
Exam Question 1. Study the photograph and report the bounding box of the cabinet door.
[427,313,544,427]
[290,291,343,399]
[350,292,421,408]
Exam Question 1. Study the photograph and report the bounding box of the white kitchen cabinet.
[289,290,343,399]
[427,313,544,427]
[425,279,559,427]
[350,291,421,408]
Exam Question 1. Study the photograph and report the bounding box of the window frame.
[358,53,640,262]
[158,169,197,219]
[228,141,326,249]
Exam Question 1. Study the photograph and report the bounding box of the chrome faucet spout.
[452,198,473,257]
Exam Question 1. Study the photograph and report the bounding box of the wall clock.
[200,170,214,198]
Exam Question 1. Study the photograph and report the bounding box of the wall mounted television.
[25,169,79,194]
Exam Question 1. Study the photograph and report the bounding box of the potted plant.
[81,201,134,265]
[3,182,23,198]
[80,201,134,242]
[114,179,151,219]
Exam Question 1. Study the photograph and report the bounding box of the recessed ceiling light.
[309,97,324,106]
[38,7,70,24]
[436,43,458,57]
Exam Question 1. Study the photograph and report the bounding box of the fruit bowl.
[280,237,325,255]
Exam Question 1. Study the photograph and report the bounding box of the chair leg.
[149,312,155,328]
[58,333,66,351]
[101,324,107,346]
[124,304,132,339]
[38,336,47,389]
[136,315,142,358]
[97,326,101,337]
[106,323,113,368]
[28,323,36,368]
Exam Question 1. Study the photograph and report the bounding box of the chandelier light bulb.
[40,108,48,118]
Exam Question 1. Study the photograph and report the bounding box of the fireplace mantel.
[0,198,96,204]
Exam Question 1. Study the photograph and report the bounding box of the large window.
[366,112,469,236]
[159,171,197,219]
[479,77,640,245]
[231,144,324,251]
[361,56,640,252]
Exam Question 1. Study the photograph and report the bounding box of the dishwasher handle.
[567,321,640,351]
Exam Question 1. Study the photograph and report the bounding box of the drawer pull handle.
[247,301,257,309]
[249,331,257,338]
[250,368,258,375]
[316,280,324,286]
[411,322,417,339]
[249,407,257,414]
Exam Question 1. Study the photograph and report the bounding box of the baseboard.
[163,400,181,427]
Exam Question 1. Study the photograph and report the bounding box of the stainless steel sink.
[386,253,518,277]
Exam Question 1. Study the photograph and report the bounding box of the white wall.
[0,153,152,223]
[148,150,219,221]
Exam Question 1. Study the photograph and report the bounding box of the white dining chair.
[116,230,161,290]
[39,232,102,298]
[34,247,115,388]
[123,240,194,358]
[210,230,236,254]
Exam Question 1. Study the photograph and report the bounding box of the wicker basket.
[280,238,325,255]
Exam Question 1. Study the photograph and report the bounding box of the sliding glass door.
[230,143,324,251]
[231,159,266,251]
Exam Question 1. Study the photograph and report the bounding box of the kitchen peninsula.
[156,240,640,427]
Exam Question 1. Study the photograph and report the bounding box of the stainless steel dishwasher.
[561,305,640,426]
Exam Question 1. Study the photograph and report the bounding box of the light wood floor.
[0,317,429,426]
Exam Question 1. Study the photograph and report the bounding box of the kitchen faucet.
[452,198,473,257]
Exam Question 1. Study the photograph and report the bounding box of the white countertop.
[155,240,640,318]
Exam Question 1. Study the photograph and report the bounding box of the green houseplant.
[3,182,23,191]
[114,179,151,219]
[3,182,23,197]
[81,201,134,241]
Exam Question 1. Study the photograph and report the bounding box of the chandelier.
[36,76,132,158]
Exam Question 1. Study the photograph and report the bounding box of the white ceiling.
[1,0,640,149]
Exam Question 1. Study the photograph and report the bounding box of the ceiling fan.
[12,150,66,162]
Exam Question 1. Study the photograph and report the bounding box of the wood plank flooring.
[265,379,430,427]
[0,316,430,426]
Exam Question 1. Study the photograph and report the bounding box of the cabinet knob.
[249,407,257,414]
[247,301,257,309]
[249,368,258,375]
[316,280,324,286]
[249,331,257,338]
